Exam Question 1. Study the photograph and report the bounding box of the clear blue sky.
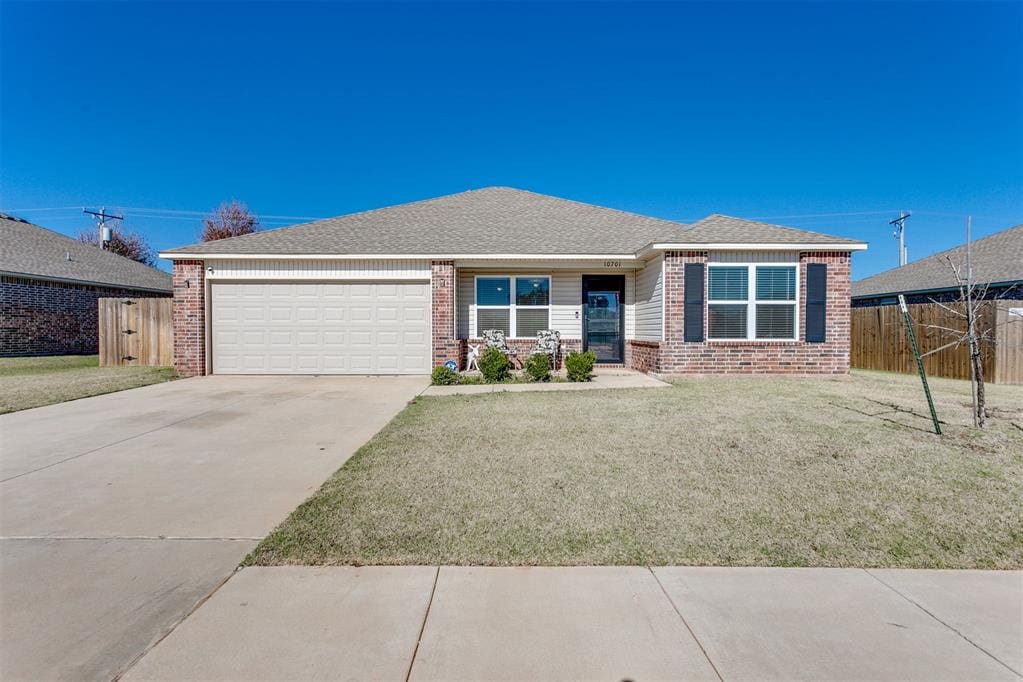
[2,1,1020,277]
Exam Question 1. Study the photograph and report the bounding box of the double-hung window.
[707,264,797,340]
[475,276,551,338]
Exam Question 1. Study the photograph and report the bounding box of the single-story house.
[159,187,867,377]
[1,213,173,356]
[852,224,1023,307]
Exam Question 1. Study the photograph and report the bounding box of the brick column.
[172,260,206,376]
[800,251,852,373]
[431,260,460,369]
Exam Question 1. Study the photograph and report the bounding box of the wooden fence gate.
[98,297,174,367]
[851,300,1022,384]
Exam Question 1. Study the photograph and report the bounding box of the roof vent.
[66,251,72,261]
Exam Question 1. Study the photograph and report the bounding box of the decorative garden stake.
[899,294,942,435]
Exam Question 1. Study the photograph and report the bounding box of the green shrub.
[523,353,551,382]
[478,347,511,383]
[565,350,596,382]
[431,365,460,385]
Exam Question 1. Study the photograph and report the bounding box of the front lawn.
[0,355,177,414]
[248,370,1023,569]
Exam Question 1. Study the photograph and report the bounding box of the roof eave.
[161,242,869,261]
[852,279,1023,300]
[0,270,172,294]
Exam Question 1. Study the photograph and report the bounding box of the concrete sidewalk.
[125,566,1022,681]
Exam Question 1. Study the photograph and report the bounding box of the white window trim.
[706,264,800,342]
[474,274,552,339]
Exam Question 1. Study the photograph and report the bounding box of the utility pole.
[889,210,911,266]
[83,207,123,250]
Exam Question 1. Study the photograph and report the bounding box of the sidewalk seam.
[405,565,440,682]
[112,565,242,681]
[863,568,1022,678]
[648,567,724,681]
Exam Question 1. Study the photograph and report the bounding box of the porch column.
[431,260,460,369]
[172,260,206,377]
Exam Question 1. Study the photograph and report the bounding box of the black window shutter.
[805,263,827,343]
[684,263,705,342]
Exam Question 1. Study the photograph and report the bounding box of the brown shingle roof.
[161,187,863,257]
[0,214,172,292]
[852,224,1023,299]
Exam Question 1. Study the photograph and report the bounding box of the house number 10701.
[604,260,621,268]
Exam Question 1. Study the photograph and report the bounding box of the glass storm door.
[582,275,624,363]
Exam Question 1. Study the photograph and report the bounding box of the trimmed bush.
[523,353,551,382]
[431,365,460,386]
[479,347,511,383]
[565,350,596,382]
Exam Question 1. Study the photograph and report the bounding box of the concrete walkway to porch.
[123,566,1022,681]
[421,368,670,396]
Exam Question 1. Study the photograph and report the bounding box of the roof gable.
[0,215,172,292]
[674,214,864,245]
[852,224,1023,299]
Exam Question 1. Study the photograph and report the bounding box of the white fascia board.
[636,242,868,257]
[159,252,642,261]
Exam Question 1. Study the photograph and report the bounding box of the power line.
[750,210,899,220]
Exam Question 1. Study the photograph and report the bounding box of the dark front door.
[582,275,625,363]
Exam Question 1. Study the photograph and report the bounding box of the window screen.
[516,308,550,338]
[755,304,795,339]
[756,266,796,301]
[477,278,510,306]
[708,267,748,300]
[477,308,511,337]
[708,304,748,339]
[516,277,550,306]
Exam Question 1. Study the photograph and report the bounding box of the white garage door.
[211,282,431,375]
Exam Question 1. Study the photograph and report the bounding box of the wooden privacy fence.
[851,300,1023,384]
[98,297,174,367]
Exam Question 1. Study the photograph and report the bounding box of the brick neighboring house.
[158,187,867,377]
[1,214,172,356]
[852,224,1023,307]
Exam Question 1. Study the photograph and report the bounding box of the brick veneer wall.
[625,340,661,373]
[463,337,583,370]
[431,261,462,368]
[172,260,206,376]
[1,275,170,356]
[655,250,852,375]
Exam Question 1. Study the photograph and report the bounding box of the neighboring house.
[852,224,1023,307]
[159,187,866,377]
[0,214,172,356]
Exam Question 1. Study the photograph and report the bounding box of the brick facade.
[172,260,206,377]
[165,251,853,377]
[463,337,583,370]
[653,250,852,376]
[1,275,170,356]
[431,261,461,368]
[625,340,661,373]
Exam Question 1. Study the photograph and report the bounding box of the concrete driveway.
[0,375,427,681]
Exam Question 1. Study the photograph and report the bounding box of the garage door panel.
[212,281,430,375]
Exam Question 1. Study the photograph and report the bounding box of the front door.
[582,275,625,363]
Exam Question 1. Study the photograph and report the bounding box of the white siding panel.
[551,272,582,338]
[624,272,636,339]
[205,259,431,280]
[709,251,798,263]
[634,255,663,341]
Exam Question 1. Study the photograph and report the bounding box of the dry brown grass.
[0,355,176,414]
[248,370,1023,568]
